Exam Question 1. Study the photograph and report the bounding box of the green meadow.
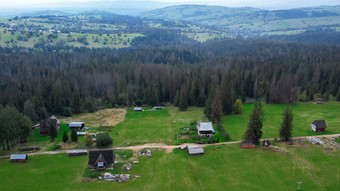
[0,143,339,191]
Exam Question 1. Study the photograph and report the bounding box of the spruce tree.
[62,131,69,142]
[174,91,180,107]
[178,86,188,111]
[204,86,215,119]
[210,88,223,122]
[336,89,340,101]
[244,102,264,145]
[72,86,81,114]
[71,130,78,142]
[233,99,243,114]
[48,121,58,141]
[279,106,293,141]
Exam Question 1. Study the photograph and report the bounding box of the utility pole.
[297,181,303,190]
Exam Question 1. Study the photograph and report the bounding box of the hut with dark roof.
[88,150,115,170]
[311,120,327,132]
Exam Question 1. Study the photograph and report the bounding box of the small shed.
[88,150,115,170]
[10,154,28,162]
[188,146,204,155]
[32,124,40,130]
[153,106,164,110]
[241,141,255,148]
[197,122,215,137]
[68,122,85,130]
[311,120,327,132]
[134,107,143,112]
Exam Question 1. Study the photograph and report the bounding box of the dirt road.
[1,134,339,159]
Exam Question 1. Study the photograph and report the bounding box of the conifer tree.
[233,99,243,114]
[210,88,223,122]
[49,123,58,141]
[244,102,264,145]
[204,86,215,119]
[179,86,188,111]
[174,90,180,107]
[336,89,340,101]
[71,130,78,142]
[73,86,81,114]
[279,106,293,141]
[62,131,68,142]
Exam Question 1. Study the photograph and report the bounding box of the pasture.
[0,143,339,191]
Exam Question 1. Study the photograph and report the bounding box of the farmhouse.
[134,107,143,112]
[10,154,28,162]
[311,120,327,132]
[241,141,255,148]
[88,150,115,170]
[39,116,60,136]
[188,146,204,155]
[68,122,85,130]
[197,122,215,137]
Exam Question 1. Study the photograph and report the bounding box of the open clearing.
[60,108,126,127]
[0,143,339,191]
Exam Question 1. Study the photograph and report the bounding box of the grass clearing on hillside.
[60,108,126,128]
[221,102,340,141]
[0,143,339,191]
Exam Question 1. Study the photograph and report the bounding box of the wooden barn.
[88,150,115,170]
[39,116,60,136]
[311,120,327,132]
[241,141,255,148]
[68,122,85,130]
[10,154,28,162]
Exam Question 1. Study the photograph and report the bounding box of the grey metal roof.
[68,122,84,127]
[67,150,88,154]
[312,120,327,129]
[10,154,27,160]
[134,107,143,111]
[197,122,214,131]
[188,146,204,155]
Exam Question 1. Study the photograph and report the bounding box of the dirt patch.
[58,142,80,149]
[60,108,126,127]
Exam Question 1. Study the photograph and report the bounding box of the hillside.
[142,5,340,37]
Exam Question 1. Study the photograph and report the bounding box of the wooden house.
[39,116,60,136]
[88,150,115,170]
[311,120,327,132]
[241,141,255,148]
[153,106,164,110]
[10,154,28,162]
[197,122,215,137]
[134,107,143,112]
[68,122,85,130]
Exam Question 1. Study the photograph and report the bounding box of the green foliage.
[48,121,58,141]
[107,103,113,108]
[71,130,78,142]
[72,86,81,114]
[178,86,188,111]
[84,133,94,147]
[192,135,201,141]
[210,88,223,123]
[279,106,293,141]
[174,91,180,107]
[204,86,215,119]
[51,144,61,150]
[233,99,243,114]
[207,136,214,144]
[244,102,264,145]
[62,131,68,142]
[336,89,340,101]
[96,132,113,147]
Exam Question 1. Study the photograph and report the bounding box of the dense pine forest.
[1,38,340,122]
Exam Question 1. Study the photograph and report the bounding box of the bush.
[207,136,214,144]
[62,131,68,142]
[192,135,201,141]
[71,130,78,142]
[84,133,94,147]
[96,132,113,147]
[220,129,230,141]
[51,144,61,150]
[107,103,113,108]
[190,120,197,126]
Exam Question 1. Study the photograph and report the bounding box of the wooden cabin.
[39,116,60,136]
[10,154,28,162]
[88,150,115,170]
[68,122,85,130]
[311,120,327,132]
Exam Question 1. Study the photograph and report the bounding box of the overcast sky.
[1,0,339,10]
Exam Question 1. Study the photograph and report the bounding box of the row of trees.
[244,103,293,144]
[0,105,31,150]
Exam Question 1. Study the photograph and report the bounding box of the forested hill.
[1,39,340,122]
[142,5,340,38]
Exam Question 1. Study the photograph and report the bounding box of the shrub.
[190,120,197,126]
[107,103,113,108]
[84,133,94,147]
[220,129,230,141]
[62,131,68,142]
[207,136,214,144]
[71,130,78,142]
[192,135,201,141]
[96,132,113,147]
[52,144,61,150]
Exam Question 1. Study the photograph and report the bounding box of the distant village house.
[197,122,215,137]
[68,122,85,130]
[153,106,164,110]
[134,107,143,112]
[10,154,28,162]
[39,115,60,136]
[311,120,327,132]
[187,146,204,155]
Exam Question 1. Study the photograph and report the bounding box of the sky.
[0,0,339,10]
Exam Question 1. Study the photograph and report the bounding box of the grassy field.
[111,107,207,146]
[0,143,339,191]
[221,102,340,141]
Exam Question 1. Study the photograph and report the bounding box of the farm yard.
[0,142,339,191]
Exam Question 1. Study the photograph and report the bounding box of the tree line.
[0,38,340,124]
